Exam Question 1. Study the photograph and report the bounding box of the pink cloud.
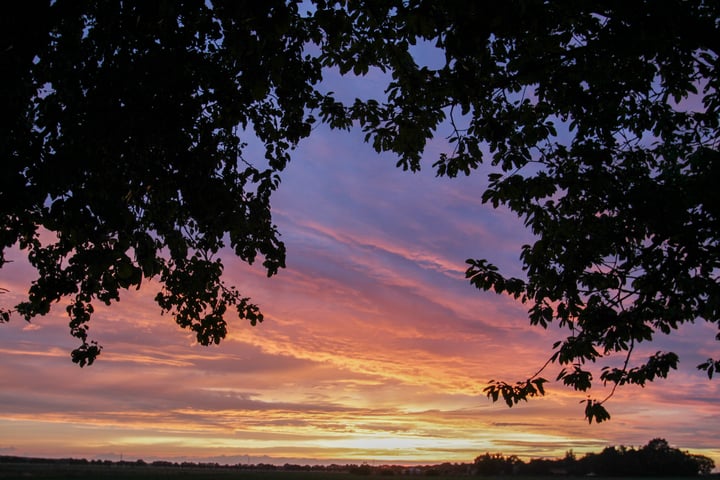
[0,113,717,469]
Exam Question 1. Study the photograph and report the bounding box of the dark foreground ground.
[0,462,717,480]
[0,463,323,480]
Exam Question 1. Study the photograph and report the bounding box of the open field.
[0,462,716,480]
[0,464,332,480]
[0,465,364,480]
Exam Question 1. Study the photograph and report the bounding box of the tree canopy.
[2,0,719,421]
[473,438,715,476]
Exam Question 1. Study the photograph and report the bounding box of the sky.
[1,48,719,468]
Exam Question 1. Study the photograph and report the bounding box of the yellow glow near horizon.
[1,129,718,471]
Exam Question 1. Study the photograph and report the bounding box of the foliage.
[2,0,324,365]
[473,439,715,477]
[579,438,716,477]
[312,0,720,422]
[2,0,719,420]
[473,453,521,476]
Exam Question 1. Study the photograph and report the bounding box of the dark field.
[0,462,714,480]
[0,464,342,480]
[0,465,377,480]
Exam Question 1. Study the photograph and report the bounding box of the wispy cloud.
[0,119,717,468]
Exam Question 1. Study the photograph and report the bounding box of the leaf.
[697,358,720,380]
[583,399,611,424]
[533,378,547,395]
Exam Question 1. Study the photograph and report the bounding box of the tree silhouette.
[577,439,715,477]
[314,0,720,421]
[475,439,715,476]
[2,0,322,365]
[2,1,718,420]
[474,453,520,476]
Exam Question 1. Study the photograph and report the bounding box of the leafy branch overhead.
[2,0,320,365]
[316,0,720,422]
[2,0,719,420]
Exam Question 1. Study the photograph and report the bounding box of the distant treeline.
[472,438,715,476]
[0,438,715,477]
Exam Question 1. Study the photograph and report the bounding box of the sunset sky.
[1,46,719,468]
